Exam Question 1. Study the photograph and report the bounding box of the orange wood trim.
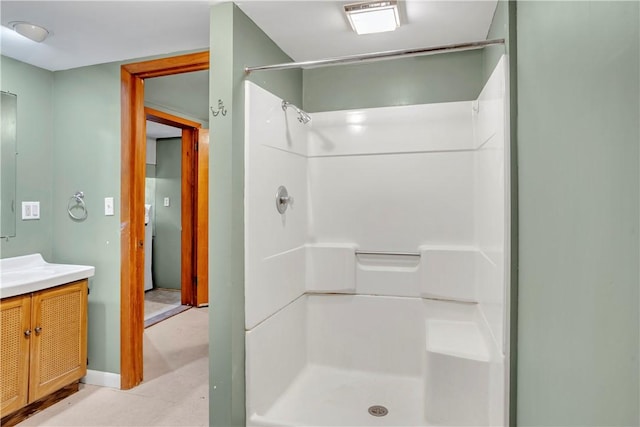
[131,71,146,389]
[144,108,199,306]
[122,52,209,79]
[181,128,196,306]
[121,50,208,391]
[145,107,202,129]
[120,68,145,390]
[196,129,210,307]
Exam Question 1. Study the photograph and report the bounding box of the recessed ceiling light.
[9,21,49,43]
[344,1,400,35]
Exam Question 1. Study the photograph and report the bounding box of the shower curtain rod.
[245,38,504,73]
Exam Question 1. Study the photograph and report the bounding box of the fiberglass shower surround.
[244,56,509,427]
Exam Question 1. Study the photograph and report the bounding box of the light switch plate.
[21,201,40,220]
[104,197,114,216]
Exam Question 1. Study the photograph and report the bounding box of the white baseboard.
[81,369,121,389]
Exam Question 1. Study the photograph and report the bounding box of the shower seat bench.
[425,318,493,425]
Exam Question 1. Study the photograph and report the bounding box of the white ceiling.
[0,1,212,71]
[1,1,497,72]
[236,1,498,63]
[147,121,182,139]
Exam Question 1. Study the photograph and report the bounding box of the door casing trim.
[145,106,201,306]
[120,51,209,390]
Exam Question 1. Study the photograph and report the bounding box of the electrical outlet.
[21,201,40,220]
[163,197,170,207]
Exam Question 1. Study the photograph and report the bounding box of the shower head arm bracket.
[281,100,311,124]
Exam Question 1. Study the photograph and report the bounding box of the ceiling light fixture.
[344,1,400,35]
[10,21,49,43]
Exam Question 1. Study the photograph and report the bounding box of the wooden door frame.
[195,129,209,307]
[121,52,209,390]
[145,107,201,306]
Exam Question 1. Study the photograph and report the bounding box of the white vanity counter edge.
[0,253,95,299]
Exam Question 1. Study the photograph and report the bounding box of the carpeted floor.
[144,288,189,328]
[18,307,209,426]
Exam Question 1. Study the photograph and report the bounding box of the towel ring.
[68,191,88,221]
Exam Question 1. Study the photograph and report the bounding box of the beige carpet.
[144,288,181,319]
[144,288,189,328]
[18,308,209,426]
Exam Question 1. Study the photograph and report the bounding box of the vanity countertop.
[0,253,95,299]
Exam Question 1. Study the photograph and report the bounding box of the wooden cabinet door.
[29,280,88,402]
[0,294,31,415]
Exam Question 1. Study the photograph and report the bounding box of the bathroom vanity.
[0,254,94,425]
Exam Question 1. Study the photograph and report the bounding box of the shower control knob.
[275,186,292,214]
[280,195,293,205]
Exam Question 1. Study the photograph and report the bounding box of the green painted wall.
[145,71,210,126]
[0,56,122,374]
[153,137,181,290]
[517,1,639,425]
[0,56,54,259]
[482,0,508,84]
[51,62,122,374]
[302,50,484,112]
[2,50,211,375]
[209,3,302,426]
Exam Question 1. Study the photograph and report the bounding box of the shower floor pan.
[251,364,426,426]
[246,294,499,427]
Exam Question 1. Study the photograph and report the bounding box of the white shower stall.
[244,56,510,426]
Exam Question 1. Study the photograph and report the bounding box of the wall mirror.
[1,91,17,238]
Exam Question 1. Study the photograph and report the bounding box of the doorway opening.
[143,113,206,328]
[145,107,208,307]
[121,52,209,390]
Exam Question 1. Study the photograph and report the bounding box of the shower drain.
[368,405,389,417]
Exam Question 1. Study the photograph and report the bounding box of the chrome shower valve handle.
[275,186,293,214]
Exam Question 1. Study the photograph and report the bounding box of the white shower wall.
[245,56,507,323]
[244,91,481,326]
[244,55,509,426]
[474,55,509,354]
[244,88,308,329]
[308,152,475,248]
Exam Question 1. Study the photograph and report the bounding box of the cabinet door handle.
[34,327,42,335]
[24,329,31,337]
